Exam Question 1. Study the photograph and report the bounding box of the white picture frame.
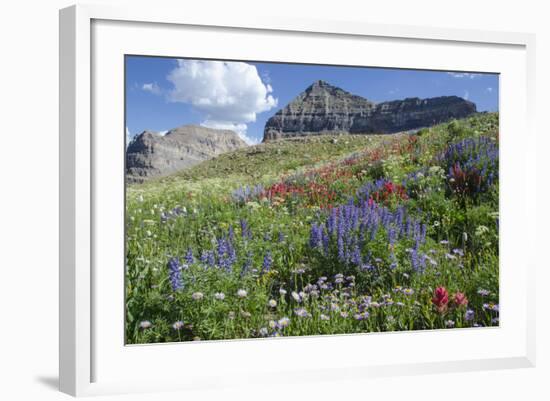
[59,4,536,397]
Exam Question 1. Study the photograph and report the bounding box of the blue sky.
[126,56,499,144]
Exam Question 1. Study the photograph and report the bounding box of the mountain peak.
[263,81,476,141]
[310,79,330,88]
[127,125,247,182]
[305,80,340,94]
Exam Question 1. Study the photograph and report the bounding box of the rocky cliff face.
[263,80,476,141]
[126,125,247,182]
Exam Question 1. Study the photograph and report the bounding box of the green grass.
[130,134,398,193]
[126,113,499,343]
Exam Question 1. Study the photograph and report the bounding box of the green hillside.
[126,112,499,343]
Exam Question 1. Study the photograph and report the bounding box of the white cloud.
[261,70,272,85]
[166,60,277,141]
[388,88,400,95]
[126,126,132,147]
[142,82,161,95]
[463,90,470,100]
[447,72,481,79]
[486,87,493,93]
[201,120,260,145]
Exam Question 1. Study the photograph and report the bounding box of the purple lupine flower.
[240,219,251,239]
[351,245,362,266]
[167,257,183,291]
[227,241,236,265]
[216,237,228,259]
[232,186,247,203]
[232,185,263,204]
[184,248,194,265]
[337,235,345,262]
[240,255,252,278]
[215,236,236,272]
[200,250,209,265]
[262,251,273,273]
[388,226,397,246]
[318,229,328,252]
[410,247,421,272]
[309,193,429,271]
[206,251,216,267]
[309,223,322,249]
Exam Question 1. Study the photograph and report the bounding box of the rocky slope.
[126,125,247,182]
[263,80,476,141]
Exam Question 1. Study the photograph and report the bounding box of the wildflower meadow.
[125,113,499,343]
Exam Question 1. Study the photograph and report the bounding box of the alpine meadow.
[125,58,499,343]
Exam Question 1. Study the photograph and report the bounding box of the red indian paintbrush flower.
[453,292,468,307]
[432,286,449,313]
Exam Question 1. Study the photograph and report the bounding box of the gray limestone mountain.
[126,125,247,182]
[263,80,477,141]
[126,81,477,182]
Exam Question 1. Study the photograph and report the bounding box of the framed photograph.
[59,4,536,396]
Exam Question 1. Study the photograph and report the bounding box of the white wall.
[0,1,547,400]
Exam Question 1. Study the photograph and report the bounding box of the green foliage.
[126,113,500,343]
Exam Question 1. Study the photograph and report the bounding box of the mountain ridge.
[126,125,247,183]
[263,80,477,141]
